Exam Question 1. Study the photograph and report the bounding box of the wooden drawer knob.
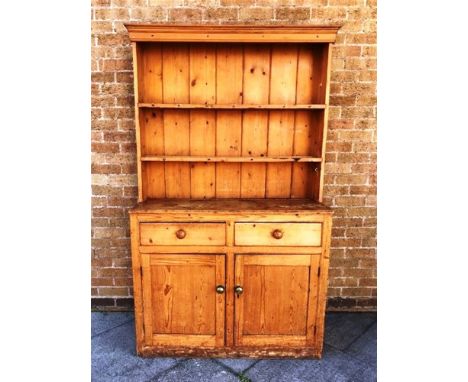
[271,229,283,239]
[175,229,186,239]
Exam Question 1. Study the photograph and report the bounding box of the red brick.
[239,7,273,21]
[276,7,309,20]
[92,142,120,153]
[97,287,129,297]
[169,8,202,22]
[341,287,373,297]
[94,8,129,21]
[92,72,115,83]
[93,207,125,218]
[205,7,238,21]
[92,164,121,174]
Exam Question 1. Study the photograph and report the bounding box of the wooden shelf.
[130,198,332,214]
[138,103,326,110]
[141,156,322,163]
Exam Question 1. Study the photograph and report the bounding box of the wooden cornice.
[124,24,341,43]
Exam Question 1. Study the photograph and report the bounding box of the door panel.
[141,254,225,347]
[234,254,320,347]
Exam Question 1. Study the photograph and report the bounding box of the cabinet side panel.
[241,45,270,198]
[130,215,145,353]
[216,45,243,198]
[162,44,190,198]
[132,43,143,201]
[314,215,332,353]
[189,44,216,199]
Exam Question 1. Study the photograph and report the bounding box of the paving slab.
[154,359,238,382]
[346,322,377,366]
[244,345,367,382]
[325,312,376,350]
[92,320,178,382]
[215,358,258,374]
[92,312,134,337]
[350,365,377,382]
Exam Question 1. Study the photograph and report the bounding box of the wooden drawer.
[140,223,226,246]
[234,222,322,247]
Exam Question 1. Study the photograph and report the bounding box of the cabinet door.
[141,254,225,348]
[234,254,320,347]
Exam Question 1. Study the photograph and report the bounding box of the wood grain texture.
[190,45,216,199]
[240,45,271,198]
[129,198,332,214]
[234,254,319,347]
[140,222,226,246]
[139,103,326,109]
[235,222,322,246]
[142,253,225,347]
[141,156,321,162]
[215,45,243,198]
[125,24,341,43]
[130,214,145,352]
[132,43,143,202]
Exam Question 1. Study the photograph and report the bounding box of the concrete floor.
[92,312,376,381]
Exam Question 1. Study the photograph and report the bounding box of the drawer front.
[235,222,322,247]
[140,223,226,246]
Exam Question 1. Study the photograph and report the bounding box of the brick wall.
[91,0,377,311]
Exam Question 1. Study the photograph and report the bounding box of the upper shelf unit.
[126,25,339,202]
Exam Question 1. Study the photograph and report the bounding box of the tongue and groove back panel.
[136,42,329,200]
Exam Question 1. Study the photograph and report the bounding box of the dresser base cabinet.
[129,199,332,358]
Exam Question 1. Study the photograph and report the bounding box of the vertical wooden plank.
[306,255,321,345]
[266,45,298,197]
[141,109,164,155]
[132,42,143,202]
[130,214,145,353]
[233,255,244,345]
[216,112,242,197]
[225,221,235,347]
[189,111,216,198]
[141,108,165,198]
[292,45,323,198]
[312,44,329,104]
[141,254,153,345]
[318,44,332,202]
[314,215,333,353]
[162,44,190,198]
[234,254,244,345]
[163,111,190,198]
[140,43,163,103]
[291,111,324,198]
[215,254,226,347]
[296,44,314,104]
[216,45,243,198]
[190,44,216,199]
[241,45,270,198]
[143,162,165,198]
[266,111,295,197]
